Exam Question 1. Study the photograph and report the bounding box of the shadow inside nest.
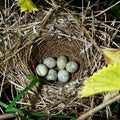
[26,33,88,115]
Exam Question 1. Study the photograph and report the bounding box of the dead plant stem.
[68,12,101,52]
[0,113,17,120]
[95,1,120,17]
[3,40,33,63]
[77,93,120,120]
[40,5,58,28]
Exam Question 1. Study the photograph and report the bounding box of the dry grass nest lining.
[27,35,86,113]
[0,10,91,115]
[1,3,119,118]
[30,36,84,81]
[19,33,87,111]
[0,11,105,116]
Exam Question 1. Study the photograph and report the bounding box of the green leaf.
[25,111,76,120]
[102,48,120,65]
[0,101,8,108]
[3,74,75,119]
[84,0,90,3]
[26,74,41,81]
[0,101,76,120]
[78,64,120,98]
[6,75,40,112]
[18,0,39,12]
[0,101,26,114]
[26,74,47,84]
[111,6,120,17]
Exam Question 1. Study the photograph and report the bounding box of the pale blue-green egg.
[66,61,79,73]
[36,64,48,76]
[43,57,56,68]
[58,70,70,82]
[46,69,58,81]
[57,55,68,69]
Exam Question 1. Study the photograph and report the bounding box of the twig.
[0,63,8,98]
[2,40,33,63]
[68,11,101,52]
[40,3,59,28]
[77,93,120,120]
[0,113,17,120]
[51,0,58,8]
[3,5,59,63]
[40,8,55,28]
[95,1,120,17]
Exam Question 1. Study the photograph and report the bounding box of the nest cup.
[0,8,89,117]
[29,35,84,83]
[0,0,119,118]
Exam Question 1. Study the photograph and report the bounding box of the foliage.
[85,0,120,17]
[78,48,120,98]
[6,75,40,112]
[78,64,120,98]
[18,0,38,12]
[108,0,120,17]
[102,48,120,65]
[111,6,120,17]
[0,75,76,119]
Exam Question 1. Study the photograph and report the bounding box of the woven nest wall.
[0,8,91,116]
[1,1,119,119]
[0,9,104,117]
[29,36,84,82]
[25,34,87,114]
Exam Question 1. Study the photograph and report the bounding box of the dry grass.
[0,0,120,120]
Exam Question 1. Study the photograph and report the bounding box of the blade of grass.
[51,115,76,120]
[26,111,76,120]
[0,101,76,120]
[108,0,118,6]
[6,75,43,112]
[26,74,46,84]
[0,101,8,108]
[0,101,24,114]
[3,75,76,119]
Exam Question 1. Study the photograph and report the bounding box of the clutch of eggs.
[36,55,79,83]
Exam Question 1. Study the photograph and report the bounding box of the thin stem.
[77,93,120,120]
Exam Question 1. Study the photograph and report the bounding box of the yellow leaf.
[18,0,38,12]
[78,64,120,98]
[102,48,120,65]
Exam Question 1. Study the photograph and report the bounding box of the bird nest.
[0,1,119,119]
